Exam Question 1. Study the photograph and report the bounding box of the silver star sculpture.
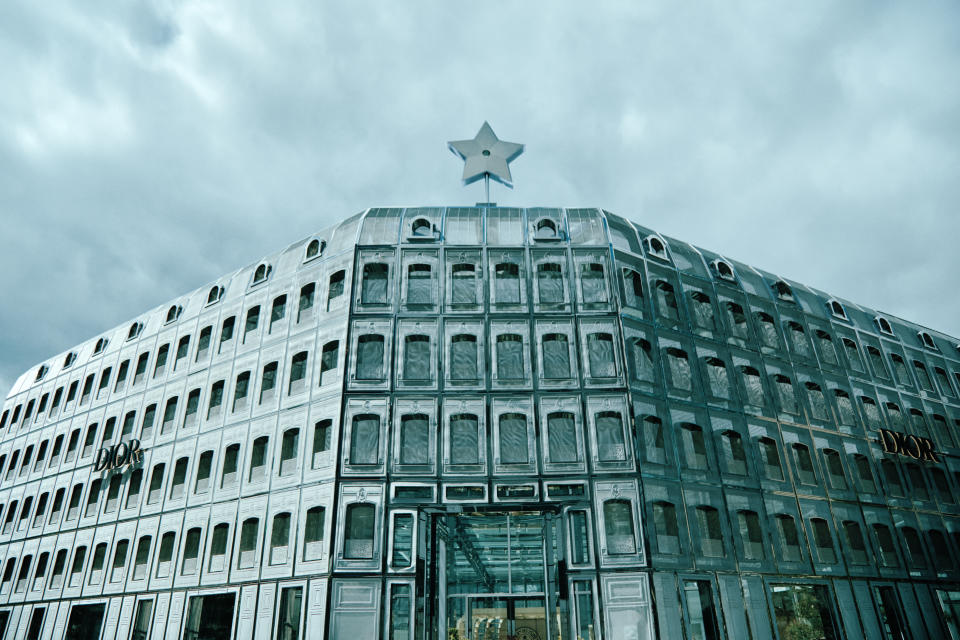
[448,122,524,202]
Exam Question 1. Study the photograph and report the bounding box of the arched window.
[547,411,577,464]
[603,499,637,555]
[252,263,272,285]
[93,337,108,355]
[775,514,802,562]
[630,338,656,384]
[496,334,524,380]
[681,423,708,470]
[842,521,868,564]
[399,414,430,465]
[772,279,794,301]
[406,264,434,305]
[918,331,938,351]
[654,280,679,321]
[580,262,607,304]
[644,235,668,259]
[737,510,764,560]
[595,411,626,462]
[695,505,724,557]
[587,332,616,378]
[279,429,299,477]
[534,217,558,240]
[411,217,433,237]
[361,263,389,305]
[181,527,201,575]
[63,351,77,368]
[305,238,325,260]
[451,263,478,305]
[901,527,927,569]
[537,262,564,304]
[249,436,269,481]
[403,335,431,381]
[755,312,780,350]
[208,524,229,572]
[827,299,847,319]
[270,513,292,565]
[881,459,904,496]
[450,413,480,465]
[811,518,836,563]
[665,347,691,391]
[758,437,783,481]
[165,305,182,324]
[357,334,384,380]
[689,291,715,331]
[704,357,730,399]
[327,270,345,308]
[652,501,679,554]
[350,415,380,465]
[805,382,829,421]
[127,323,142,340]
[498,413,529,465]
[289,351,308,394]
[822,449,847,490]
[872,524,899,567]
[304,506,326,561]
[792,443,816,485]
[320,340,339,385]
[720,430,747,475]
[711,259,735,281]
[494,262,521,304]
[450,334,479,381]
[207,285,224,304]
[344,503,376,560]
[621,268,644,309]
[868,319,893,340]
[238,518,259,568]
[156,532,175,578]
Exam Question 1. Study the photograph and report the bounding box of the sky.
[1,1,959,398]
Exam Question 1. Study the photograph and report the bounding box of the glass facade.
[1,206,959,639]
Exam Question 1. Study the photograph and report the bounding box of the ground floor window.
[938,589,960,640]
[65,603,105,640]
[770,584,840,640]
[182,593,236,640]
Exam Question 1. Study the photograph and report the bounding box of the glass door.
[442,511,557,640]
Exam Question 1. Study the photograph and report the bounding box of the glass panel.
[499,414,529,465]
[547,412,577,463]
[388,584,411,640]
[580,263,606,303]
[276,587,303,640]
[588,333,616,378]
[451,264,477,305]
[770,585,840,640]
[403,335,430,381]
[538,263,564,303]
[344,504,375,560]
[357,335,384,380]
[362,263,388,304]
[451,335,478,381]
[495,263,520,304]
[542,334,570,379]
[496,335,524,379]
[603,500,637,555]
[406,264,433,305]
[400,415,429,465]
[683,580,722,640]
[450,414,480,465]
[391,514,414,569]
[595,411,626,462]
[350,415,379,465]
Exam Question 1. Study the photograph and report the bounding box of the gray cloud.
[1,0,959,396]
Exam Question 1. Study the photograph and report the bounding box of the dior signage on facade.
[94,439,145,472]
[879,429,940,463]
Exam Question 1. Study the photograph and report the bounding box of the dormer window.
[252,263,272,286]
[408,218,437,241]
[127,323,143,341]
[918,331,938,351]
[644,235,668,260]
[827,299,847,320]
[206,286,224,305]
[35,365,48,382]
[534,217,560,241]
[305,238,326,260]
[711,259,736,282]
[93,338,108,355]
[874,316,894,336]
[772,280,794,302]
[63,352,77,369]
[165,305,182,324]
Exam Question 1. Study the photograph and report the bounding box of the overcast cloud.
[1,1,959,397]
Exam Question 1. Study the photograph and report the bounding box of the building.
[1,206,960,640]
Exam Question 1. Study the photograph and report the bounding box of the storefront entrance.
[440,511,560,640]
